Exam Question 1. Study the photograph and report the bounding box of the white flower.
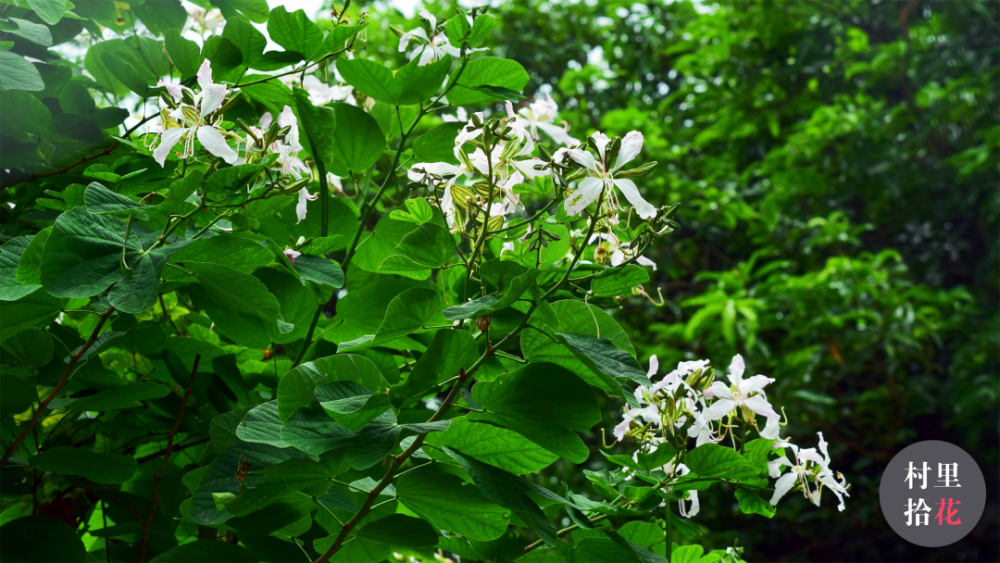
[563,131,657,220]
[702,354,778,424]
[613,412,634,442]
[301,75,356,106]
[518,93,579,146]
[398,10,481,66]
[295,188,317,224]
[769,433,850,511]
[153,60,239,167]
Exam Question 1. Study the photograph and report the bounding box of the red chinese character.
[935,498,961,525]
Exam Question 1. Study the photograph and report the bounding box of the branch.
[1,116,157,190]
[136,437,209,465]
[137,354,201,563]
[0,308,115,470]
[313,368,471,563]
[522,515,610,555]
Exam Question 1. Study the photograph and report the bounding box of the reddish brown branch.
[1,308,115,470]
[137,354,201,563]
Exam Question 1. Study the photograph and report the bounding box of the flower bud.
[616,161,658,178]
[181,88,196,107]
[159,91,178,109]
[476,316,490,333]
[218,91,242,114]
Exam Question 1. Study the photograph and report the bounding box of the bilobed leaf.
[0,237,41,301]
[131,0,187,37]
[442,269,538,320]
[337,288,442,352]
[278,354,389,421]
[321,390,391,431]
[293,87,337,168]
[101,53,148,95]
[397,467,511,541]
[394,56,452,105]
[447,57,529,106]
[357,514,439,547]
[326,102,385,176]
[267,6,323,59]
[148,540,258,563]
[390,329,477,407]
[1,328,54,368]
[5,17,52,46]
[575,536,643,563]
[84,182,147,216]
[0,90,51,139]
[391,222,455,268]
[468,363,600,463]
[16,227,49,286]
[684,443,759,481]
[169,236,273,275]
[29,447,137,484]
[556,332,652,401]
[188,261,281,323]
[591,264,649,297]
[222,17,266,66]
[335,58,395,105]
[237,401,290,448]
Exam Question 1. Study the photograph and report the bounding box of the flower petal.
[591,131,610,161]
[536,121,579,146]
[612,178,657,220]
[740,374,774,396]
[613,414,633,442]
[196,59,214,91]
[769,472,798,507]
[703,381,733,401]
[199,84,228,117]
[296,188,311,224]
[727,354,746,387]
[564,176,603,216]
[702,398,736,421]
[566,148,599,172]
[613,130,644,171]
[743,394,778,420]
[647,355,659,377]
[761,415,781,440]
[197,126,238,164]
[277,105,300,150]
[153,127,188,167]
[511,158,548,179]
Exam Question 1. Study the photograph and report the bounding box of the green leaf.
[59,83,95,116]
[467,14,496,47]
[0,51,44,91]
[394,56,453,106]
[591,264,649,297]
[277,354,389,421]
[326,102,385,176]
[338,287,442,353]
[1,328,53,368]
[357,514,439,547]
[443,447,558,546]
[389,198,435,225]
[556,332,651,401]
[190,442,313,525]
[62,382,170,411]
[292,86,337,166]
[189,261,281,324]
[0,237,41,301]
[169,235,273,275]
[684,443,759,481]
[228,494,315,536]
[0,290,61,343]
[15,227,49,286]
[222,17,266,67]
[636,443,677,472]
[84,182,147,217]
[575,536,643,563]
[390,222,456,269]
[214,0,270,23]
[735,487,775,518]
[468,363,600,463]
[0,374,37,414]
[267,6,323,59]
[389,329,477,407]
[0,90,50,138]
[446,57,529,106]
[317,23,367,57]
[0,516,87,563]
[164,30,203,78]
[237,401,290,448]
[27,0,65,26]
[429,417,558,474]
[397,466,511,541]
[131,0,187,37]
[5,18,52,46]
[335,56,451,106]
[413,122,464,164]
[442,269,538,320]
[148,540,258,563]
[29,447,137,484]
[292,254,344,288]
[101,52,148,95]
[321,391,391,431]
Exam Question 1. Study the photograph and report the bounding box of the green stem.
[291,307,323,368]
[542,189,605,300]
[666,495,673,562]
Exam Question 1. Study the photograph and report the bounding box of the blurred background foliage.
[365,0,999,560]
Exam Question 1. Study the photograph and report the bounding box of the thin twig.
[1,308,115,469]
[137,354,201,563]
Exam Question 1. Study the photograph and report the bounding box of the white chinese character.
[905,461,929,490]
[905,498,932,526]
[935,462,961,488]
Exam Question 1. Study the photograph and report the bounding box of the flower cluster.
[612,354,850,517]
